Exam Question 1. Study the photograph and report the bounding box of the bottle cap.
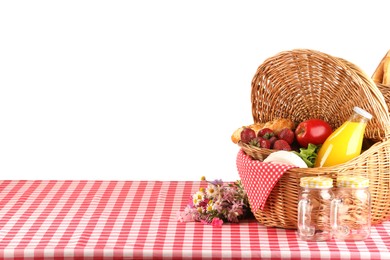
[353,107,373,120]
[300,176,333,188]
[336,176,369,188]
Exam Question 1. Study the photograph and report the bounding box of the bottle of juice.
[314,107,372,167]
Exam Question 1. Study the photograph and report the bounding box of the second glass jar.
[331,176,371,241]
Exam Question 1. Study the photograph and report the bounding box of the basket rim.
[238,137,389,174]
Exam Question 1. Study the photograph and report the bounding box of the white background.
[1,1,389,181]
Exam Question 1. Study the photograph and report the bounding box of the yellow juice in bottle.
[315,107,372,167]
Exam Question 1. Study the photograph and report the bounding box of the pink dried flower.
[211,217,223,227]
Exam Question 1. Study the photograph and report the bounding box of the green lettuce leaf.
[292,143,319,168]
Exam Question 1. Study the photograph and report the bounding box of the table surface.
[0,180,389,259]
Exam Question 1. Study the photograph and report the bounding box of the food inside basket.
[231,118,295,145]
[233,108,374,168]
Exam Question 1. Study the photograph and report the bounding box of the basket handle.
[338,58,390,139]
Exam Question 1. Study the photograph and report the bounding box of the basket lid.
[251,49,390,141]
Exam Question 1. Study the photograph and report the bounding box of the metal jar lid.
[300,176,333,188]
[336,176,369,188]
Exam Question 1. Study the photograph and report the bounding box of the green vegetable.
[292,143,319,168]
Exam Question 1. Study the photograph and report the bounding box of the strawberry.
[250,137,272,149]
[273,139,292,151]
[259,138,272,149]
[269,136,277,147]
[249,137,260,147]
[241,127,256,144]
[278,128,295,145]
[257,128,275,139]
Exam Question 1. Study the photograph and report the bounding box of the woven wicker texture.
[241,49,390,229]
[377,83,390,110]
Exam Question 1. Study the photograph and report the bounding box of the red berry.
[273,139,292,151]
[260,138,272,149]
[241,127,256,144]
[278,128,295,145]
[269,136,277,147]
[249,137,261,147]
[257,128,275,139]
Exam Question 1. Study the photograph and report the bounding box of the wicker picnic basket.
[238,49,390,229]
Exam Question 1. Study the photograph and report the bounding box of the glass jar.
[315,106,372,167]
[331,176,371,241]
[298,176,334,241]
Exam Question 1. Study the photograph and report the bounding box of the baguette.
[231,123,264,144]
[372,50,390,86]
[383,57,390,86]
[372,58,385,84]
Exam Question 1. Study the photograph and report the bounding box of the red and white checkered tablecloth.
[0,180,389,259]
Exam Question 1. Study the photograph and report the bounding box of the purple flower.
[222,189,234,203]
[212,200,223,212]
[211,179,224,186]
[227,201,245,223]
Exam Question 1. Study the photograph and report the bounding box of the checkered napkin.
[236,149,297,212]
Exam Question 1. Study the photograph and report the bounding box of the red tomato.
[295,119,333,148]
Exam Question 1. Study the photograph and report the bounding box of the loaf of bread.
[231,118,295,144]
[372,50,390,86]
